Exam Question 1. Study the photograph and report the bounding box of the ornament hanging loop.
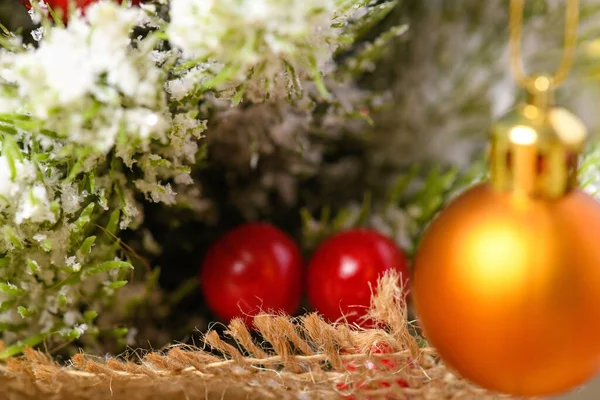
[526,75,553,112]
[490,73,587,199]
[509,0,580,92]
[490,0,585,199]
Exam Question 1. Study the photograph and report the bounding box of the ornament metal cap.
[489,75,588,199]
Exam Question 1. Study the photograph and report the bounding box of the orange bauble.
[413,182,600,396]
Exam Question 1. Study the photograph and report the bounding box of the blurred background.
[1,0,32,34]
[2,0,600,399]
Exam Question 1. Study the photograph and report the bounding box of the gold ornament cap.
[490,76,588,199]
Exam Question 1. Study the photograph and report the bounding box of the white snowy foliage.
[0,155,55,226]
[167,0,361,99]
[168,0,339,63]
[0,3,169,153]
[0,0,401,352]
[0,1,208,347]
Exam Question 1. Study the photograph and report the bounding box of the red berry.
[199,223,303,325]
[19,0,140,24]
[307,229,409,326]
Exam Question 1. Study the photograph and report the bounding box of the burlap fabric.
[0,274,513,399]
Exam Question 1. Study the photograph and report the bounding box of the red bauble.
[199,222,303,325]
[19,0,140,23]
[306,229,409,326]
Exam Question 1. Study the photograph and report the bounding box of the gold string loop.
[509,0,580,93]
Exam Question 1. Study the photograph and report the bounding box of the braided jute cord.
[0,273,514,400]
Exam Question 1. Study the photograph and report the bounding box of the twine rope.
[0,273,514,400]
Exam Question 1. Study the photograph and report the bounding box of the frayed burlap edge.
[0,273,513,400]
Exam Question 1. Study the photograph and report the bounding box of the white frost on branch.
[167,0,359,99]
[0,1,210,348]
[168,0,338,59]
[0,155,55,226]
[0,0,399,350]
[0,2,169,153]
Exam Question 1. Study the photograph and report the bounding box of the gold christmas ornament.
[412,181,600,396]
[489,76,586,200]
[412,0,600,396]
